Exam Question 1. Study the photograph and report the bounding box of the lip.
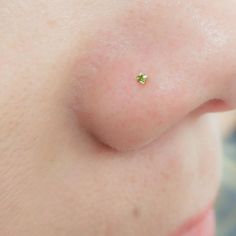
[171,206,215,236]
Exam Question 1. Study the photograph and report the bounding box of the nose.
[72,1,236,151]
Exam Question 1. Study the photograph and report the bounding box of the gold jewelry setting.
[136,73,149,85]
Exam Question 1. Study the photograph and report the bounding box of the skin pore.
[0,1,236,235]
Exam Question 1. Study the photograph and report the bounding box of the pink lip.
[171,206,215,236]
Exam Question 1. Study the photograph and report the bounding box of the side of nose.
[71,1,236,152]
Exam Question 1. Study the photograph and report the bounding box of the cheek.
[70,4,216,151]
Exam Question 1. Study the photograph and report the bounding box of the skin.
[0,0,236,235]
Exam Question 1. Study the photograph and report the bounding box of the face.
[0,1,236,235]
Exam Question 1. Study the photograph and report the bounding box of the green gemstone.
[136,73,148,85]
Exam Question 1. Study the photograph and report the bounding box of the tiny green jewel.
[136,73,148,85]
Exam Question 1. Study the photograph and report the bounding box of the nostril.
[191,99,232,116]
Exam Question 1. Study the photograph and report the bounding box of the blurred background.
[216,110,236,236]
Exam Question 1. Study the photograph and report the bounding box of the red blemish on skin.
[160,170,171,181]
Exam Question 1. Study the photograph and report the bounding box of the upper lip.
[170,203,214,236]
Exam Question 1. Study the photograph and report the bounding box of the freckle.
[132,207,141,219]
[47,19,57,28]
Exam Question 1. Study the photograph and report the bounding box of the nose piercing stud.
[136,73,148,85]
